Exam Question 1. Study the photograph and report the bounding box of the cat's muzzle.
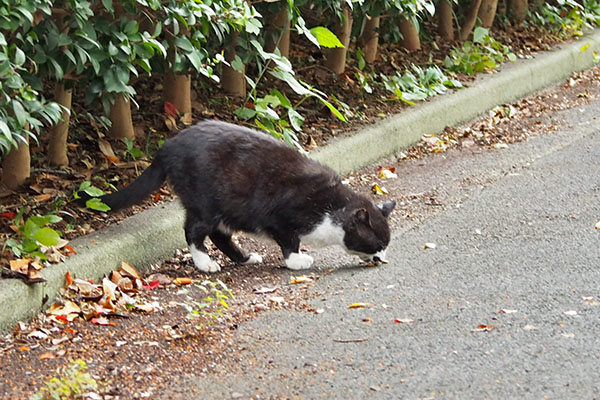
[360,250,389,266]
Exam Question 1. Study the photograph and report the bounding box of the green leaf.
[11,100,27,127]
[473,27,489,44]
[14,47,25,66]
[309,27,344,48]
[86,198,111,212]
[83,185,105,197]
[288,108,304,131]
[244,18,262,35]
[231,55,244,74]
[29,215,62,227]
[234,107,256,120]
[186,51,203,72]
[270,89,292,109]
[101,0,114,13]
[33,227,61,246]
[319,98,347,122]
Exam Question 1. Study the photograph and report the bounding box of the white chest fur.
[300,215,345,249]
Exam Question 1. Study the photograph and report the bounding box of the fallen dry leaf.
[34,193,53,203]
[98,139,120,164]
[28,330,49,340]
[348,303,371,309]
[269,296,285,304]
[173,277,192,285]
[119,261,141,279]
[254,286,278,294]
[38,352,55,360]
[371,184,388,195]
[10,258,30,273]
[472,324,494,332]
[377,166,398,179]
[65,271,73,286]
[0,211,15,219]
[143,280,161,290]
[290,275,313,284]
[91,316,116,326]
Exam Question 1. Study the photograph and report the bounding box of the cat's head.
[342,200,395,263]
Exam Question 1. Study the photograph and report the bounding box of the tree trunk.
[221,31,246,97]
[48,82,72,167]
[460,0,483,41]
[508,0,528,24]
[360,15,380,64]
[437,0,455,41]
[399,17,421,51]
[478,0,499,28]
[108,95,135,140]
[265,5,291,58]
[163,73,192,125]
[2,136,30,190]
[324,5,353,74]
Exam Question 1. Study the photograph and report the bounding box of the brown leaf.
[10,258,30,273]
[65,271,73,286]
[111,270,123,284]
[173,277,192,285]
[289,275,314,284]
[348,303,371,309]
[34,193,53,203]
[38,352,55,360]
[119,261,141,280]
[472,324,494,332]
[98,139,120,164]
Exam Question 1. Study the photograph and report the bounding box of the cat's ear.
[377,200,396,218]
[353,208,370,225]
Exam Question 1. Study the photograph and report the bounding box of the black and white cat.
[93,120,395,272]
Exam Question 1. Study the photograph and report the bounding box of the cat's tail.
[79,154,167,212]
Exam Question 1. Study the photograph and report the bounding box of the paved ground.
[161,97,600,398]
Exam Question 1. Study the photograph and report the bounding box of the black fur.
[97,120,395,266]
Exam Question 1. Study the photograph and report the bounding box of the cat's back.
[164,120,321,171]
[165,120,286,155]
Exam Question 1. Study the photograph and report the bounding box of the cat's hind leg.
[185,215,221,273]
[209,229,263,265]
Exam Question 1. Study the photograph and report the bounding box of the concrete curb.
[312,30,600,173]
[2,31,599,333]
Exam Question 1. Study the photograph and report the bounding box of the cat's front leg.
[189,244,221,273]
[275,234,314,270]
[185,215,221,273]
[285,252,314,270]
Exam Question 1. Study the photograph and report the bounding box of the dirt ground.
[1,61,599,399]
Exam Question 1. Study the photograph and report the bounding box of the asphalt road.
[166,99,600,399]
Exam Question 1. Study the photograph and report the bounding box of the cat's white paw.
[285,252,314,270]
[243,253,263,265]
[190,245,221,273]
